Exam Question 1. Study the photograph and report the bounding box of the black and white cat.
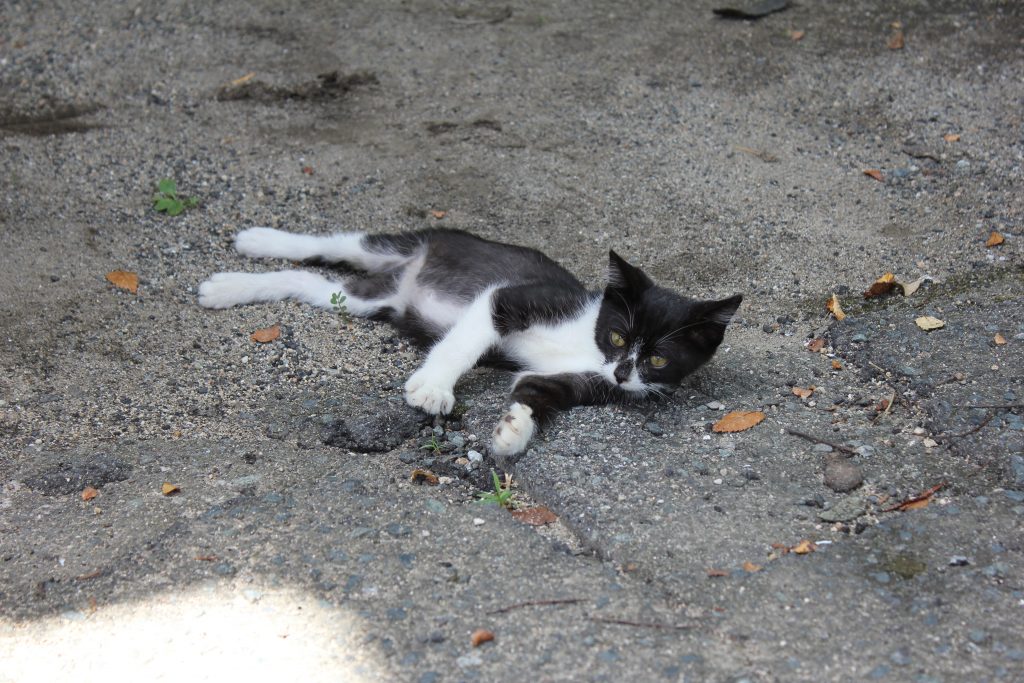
[198,227,741,456]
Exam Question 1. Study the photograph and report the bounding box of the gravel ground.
[1,1,1023,681]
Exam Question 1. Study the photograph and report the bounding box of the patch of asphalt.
[2,0,1023,680]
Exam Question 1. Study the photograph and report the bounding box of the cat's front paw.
[404,373,456,415]
[491,402,536,457]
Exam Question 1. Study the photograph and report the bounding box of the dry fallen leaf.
[106,270,139,294]
[882,482,945,512]
[510,506,558,526]
[943,133,960,142]
[410,469,439,485]
[985,231,1004,247]
[864,272,897,298]
[712,410,766,433]
[897,276,926,297]
[742,561,762,573]
[831,359,843,370]
[230,72,256,87]
[81,486,98,502]
[301,166,314,175]
[789,29,805,41]
[994,333,1007,346]
[161,482,180,496]
[430,209,447,219]
[807,337,826,353]
[863,169,884,182]
[250,324,281,343]
[887,30,905,50]
[470,629,495,647]
[826,293,846,321]
[792,386,815,400]
[791,540,817,555]
[706,568,729,577]
[915,316,945,331]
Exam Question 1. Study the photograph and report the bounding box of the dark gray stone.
[824,459,864,492]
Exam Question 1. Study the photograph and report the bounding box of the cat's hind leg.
[198,269,383,315]
[234,227,414,272]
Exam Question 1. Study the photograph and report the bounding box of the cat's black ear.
[607,250,654,292]
[689,294,743,350]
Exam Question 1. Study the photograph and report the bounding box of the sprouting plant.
[152,178,199,216]
[420,435,442,455]
[330,292,349,320]
[476,469,516,509]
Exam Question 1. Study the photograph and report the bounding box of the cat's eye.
[649,355,669,368]
[609,331,627,348]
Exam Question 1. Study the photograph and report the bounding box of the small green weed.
[152,178,198,216]
[330,292,350,320]
[420,435,442,455]
[477,469,516,509]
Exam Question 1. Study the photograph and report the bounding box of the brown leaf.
[994,333,1007,346]
[430,209,447,219]
[250,324,281,343]
[712,410,766,433]
[789,29,805,41]
[792,386,815,399]
[161,482,180,496]
[706,568,729,577]
[826,293,846,321]
[882,482,945,512]
[470,629,494,647]
[791,540,817,555]
[81,486,98,501]
[876,398,890,412]
[410,468,439,485]
[985,231,1004,247]
[742,561,762,573]
[915,316,945,331]
[863,169,884,182]
[301,166,314,175]
[864,272,897,298]
[806,337,825,353]
[887,30,905,50]
[770,542,791,553]
[510,506,558,526]
[195,555,218,562]
[943,133,960,142]
[106,270,139,294]
[831,359,843,370]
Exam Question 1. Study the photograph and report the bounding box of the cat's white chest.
[501,301,604,374]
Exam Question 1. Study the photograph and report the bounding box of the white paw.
[491,403,535,457]
[198,272,255,309]
[404,372,456,415]
[234,227,295,258]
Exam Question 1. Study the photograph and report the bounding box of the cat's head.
[595,251,742,394]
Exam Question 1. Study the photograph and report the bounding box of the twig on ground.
[784,428,859,456]
[935,411,995,441]
[486,598,584,615]
[587,615,695,630]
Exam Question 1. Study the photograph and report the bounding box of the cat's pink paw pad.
[491,403,535,456]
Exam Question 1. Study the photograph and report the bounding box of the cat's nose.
[613,360,633,384]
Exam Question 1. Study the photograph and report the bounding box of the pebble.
[467,450,483,464]
[644,421,665,436]
[818,495,866,522]
[851,333,868,343]
[449,434,466,448]
[824,459,864,492]
[456,654,483,668]
[813,443,833,453]
[472,518,485,526]
[706,401,726,410]
[1010,455,1024,487]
